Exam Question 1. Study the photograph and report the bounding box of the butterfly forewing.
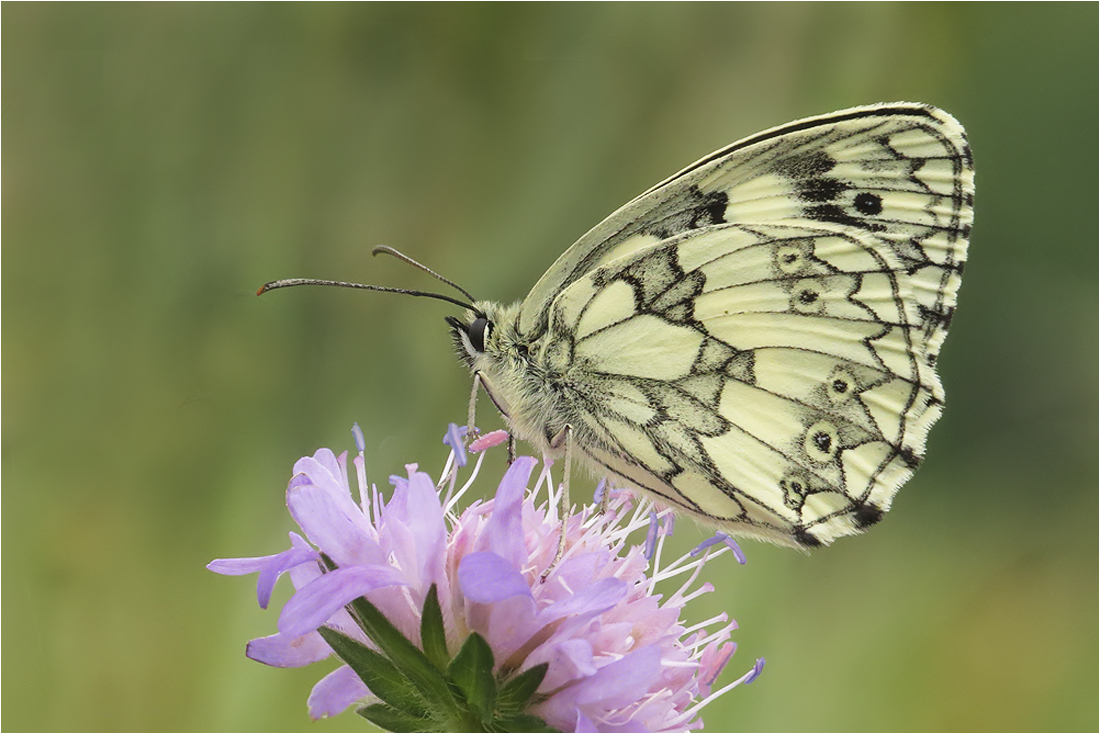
[517,103,973,547]
[518,103,972,340]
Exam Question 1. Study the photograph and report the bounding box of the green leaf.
[357,702,436,733]
[347,594,460,716]
[492,712,560,733]
[317,555,460,720]
[447,632,497,721]
[420,585,450,671]
[316,627,427,716]
[496,662,549,713]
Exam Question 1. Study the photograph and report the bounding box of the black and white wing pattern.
[526,103,973,547]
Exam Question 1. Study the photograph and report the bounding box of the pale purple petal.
[206,556,271,576]
[287,480,384,567]
[256,534,319,608]
[288,550,324,589]
[207,533,319,609]
[480,456,536,569]
[294,451,341,490]
[458,551,532,603]
[481,593,540,662]
[557,638,597,678]
[387,470,411,516]
[279,565,408,637]
[293,453,352,505]
[403,469,447,589]
[308,665,370,720]
[246,630,331,667]
[574,709,598,733]
[569,645,662,707]
[535,577,627,625]
[551,552,604,590]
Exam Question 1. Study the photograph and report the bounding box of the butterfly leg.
[541,424,573,580]
[466,372,483,443]
[470,370,518,463]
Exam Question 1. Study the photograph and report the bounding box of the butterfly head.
[446,301,526,370]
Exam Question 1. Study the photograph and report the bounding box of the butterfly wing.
[530,104,973,547]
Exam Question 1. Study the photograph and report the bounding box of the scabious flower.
[208,424,763,732]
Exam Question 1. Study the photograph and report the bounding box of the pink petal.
[698,641,735,697]
[308,665,370,720]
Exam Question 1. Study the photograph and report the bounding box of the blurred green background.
[4,3,1096,731]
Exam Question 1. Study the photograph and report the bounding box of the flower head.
[209,424,763,731]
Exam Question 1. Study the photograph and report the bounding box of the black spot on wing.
[854,192,884,215]
[645,186,729,239]
[853,503,884,528]
[793,527,823,548]
[897,445,922,469]
[691,188,729,228]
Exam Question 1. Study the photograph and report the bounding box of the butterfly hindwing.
[544,222,952,546]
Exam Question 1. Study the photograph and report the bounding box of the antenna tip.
[256,283,272,296]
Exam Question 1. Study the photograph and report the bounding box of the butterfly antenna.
[256,278,477,312]
[371,245,477,303]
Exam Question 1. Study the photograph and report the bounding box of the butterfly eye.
[468,317,490,352]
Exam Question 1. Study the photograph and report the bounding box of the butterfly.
[261,103,973,551]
